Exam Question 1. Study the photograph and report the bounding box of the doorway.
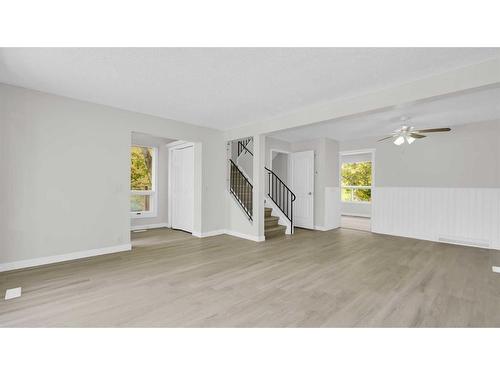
[339,149,374,232]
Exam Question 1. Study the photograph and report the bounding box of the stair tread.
[265,215,279,221]
[265,225,286,233]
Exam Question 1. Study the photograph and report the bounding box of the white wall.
[130,132,173,229]
[236,140,253,181]
[265,136,292,167]
[0,83,226,268]
[271,152,288,183]
[340,121,500,249]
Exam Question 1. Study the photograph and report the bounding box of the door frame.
[338,148,376,228]
[167,141,195,232]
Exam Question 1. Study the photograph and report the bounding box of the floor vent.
[5,287,22,300]
[438,236,490,249]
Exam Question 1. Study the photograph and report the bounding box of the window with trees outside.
[341,161,372,202]
[130,145,157,216]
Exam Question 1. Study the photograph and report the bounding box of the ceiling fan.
[378,117,451,145]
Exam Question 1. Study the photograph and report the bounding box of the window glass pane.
[341,162,372,186]
[131,146,153,190]
[342,188,353,202]
[130,194,151,212]
[353,188,371,202]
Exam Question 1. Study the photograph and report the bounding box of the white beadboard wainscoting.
[322,187,341,230]
[372,187,500,250]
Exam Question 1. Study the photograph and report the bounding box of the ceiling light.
[406,135,415,144]
[394,136,405,146]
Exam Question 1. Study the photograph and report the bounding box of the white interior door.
[171,145,194,233]
[290,150,314,229]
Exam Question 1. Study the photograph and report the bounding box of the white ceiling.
[0,48,499,130]
[268,85,500,143]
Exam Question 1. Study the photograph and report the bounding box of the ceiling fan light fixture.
[406,135,415,144]
[394,136,405,146]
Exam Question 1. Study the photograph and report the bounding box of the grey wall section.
[271,152,288,183]
[0,83,226,264]
[130,132,174,228]
[340,121,500,188]
[265,136,292,167]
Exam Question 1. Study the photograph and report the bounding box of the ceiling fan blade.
[377,135,394,142]
[415,127,451,133]
[410,133,426,139]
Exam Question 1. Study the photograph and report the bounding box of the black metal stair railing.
[229,159,253,221]
[265,167,296,233]
[237,138,253,157]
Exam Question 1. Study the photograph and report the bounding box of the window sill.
[130,212,158,219]
[341,201,372,205]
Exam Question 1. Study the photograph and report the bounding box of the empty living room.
[1,2,500,374]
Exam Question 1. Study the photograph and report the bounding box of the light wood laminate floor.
[1,228,500,327]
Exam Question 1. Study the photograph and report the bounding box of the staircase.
[229,159,253,221]
[265,207,287,238]
[229,137,295,239]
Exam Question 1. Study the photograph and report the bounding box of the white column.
[252,134,266,241]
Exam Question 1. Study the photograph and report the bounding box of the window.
[341,161,372,202]
[130,145,157,217]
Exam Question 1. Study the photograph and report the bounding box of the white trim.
[342,213,371,218]
[341,201,371,205]
[166,140,193,149]
[224,230,265,242]
[339,148,376,156]
[168,141,195,232]
[0,244,132,273]
[131,222,169,231]
[492,266,500,274]
[192,229,226,238]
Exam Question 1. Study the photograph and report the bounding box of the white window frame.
[130,144,158,218]
[341,185,372,204]
[339,149,375,205]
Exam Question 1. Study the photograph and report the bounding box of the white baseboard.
[341,213,371,218]
[131,222,169,231]
[0,243,132,273]
[192,229,226,238]
[224,230,265,242]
